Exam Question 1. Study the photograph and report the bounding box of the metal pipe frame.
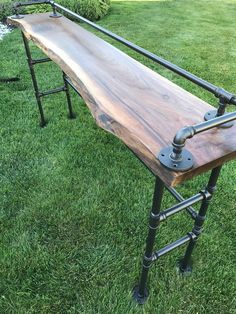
[21,31,76,125]
[12,0,236,107]
[179,166,222,273]
[21,31,46,127]
[133,166,222,304]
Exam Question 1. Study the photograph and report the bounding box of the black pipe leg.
[178,236,195,274]
[133,177,165,304]
[62,72,76,119]
[21,32,47,127]
[179,166,222,274]
[37,95,47,127]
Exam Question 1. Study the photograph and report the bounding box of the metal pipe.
[31,57,51,65]
[38,86,66,97]
[165,186,197,219]
[62,72,76,119]
[152,232,197,261]
[15,0,50,8]
[159,110,236,171]
[179,166,222,273]
[173,111,236,147]
[21,31,46,127]
[64,76,81,96]
[159,193,203,221]
[134,177,165,304]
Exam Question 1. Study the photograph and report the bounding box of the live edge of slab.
[8,13,236,187]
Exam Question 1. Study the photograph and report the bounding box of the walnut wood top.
[8,13,236,186]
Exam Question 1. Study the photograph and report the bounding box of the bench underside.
[8,13,236,186]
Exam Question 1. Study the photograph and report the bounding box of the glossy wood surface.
[8,13,236,186]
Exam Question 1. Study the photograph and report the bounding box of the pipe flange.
[49,12,62,18]
[11,14,24,19]
[158,146,194,172]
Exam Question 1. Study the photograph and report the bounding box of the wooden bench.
[8,12,236,187]
[8,2,236,304]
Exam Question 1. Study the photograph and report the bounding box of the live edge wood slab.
[8,13,236,187]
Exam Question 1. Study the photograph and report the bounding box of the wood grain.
[8,13,236,187]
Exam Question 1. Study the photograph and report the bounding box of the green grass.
[0,0,236,313]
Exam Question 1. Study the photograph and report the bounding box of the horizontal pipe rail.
[194,112,236,133]
[31,57,51,65]
[64,76,81,96]
[158,193,204,222]
[13,0,236,105]
[174,111,236,147]
[51,1,236,104]
[165,186,197,219]
[152,232,197,261]
[15,0,50,7]
[0,77,20,82]
[38,86,66,97]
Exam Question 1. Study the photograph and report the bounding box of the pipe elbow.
[173,126,195,146]
[214,87,234,103]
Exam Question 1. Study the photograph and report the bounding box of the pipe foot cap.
[177,258,193,276]
[132,285,148,305]
[40,120,47,128]
[68,112,76,119]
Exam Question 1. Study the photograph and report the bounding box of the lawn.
[0,0,236,313]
